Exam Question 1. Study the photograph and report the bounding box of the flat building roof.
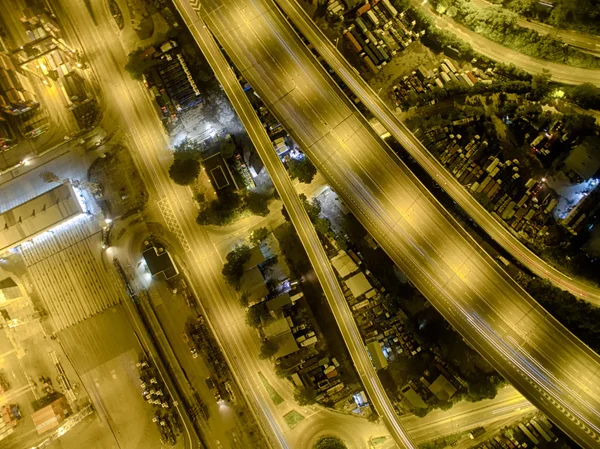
[0,184,83,254]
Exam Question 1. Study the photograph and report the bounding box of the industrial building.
[0,184,84,254]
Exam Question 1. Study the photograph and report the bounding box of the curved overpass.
[177,0,600,447]
[275,0,600,307]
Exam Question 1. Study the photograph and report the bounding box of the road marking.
[157,198,191,252]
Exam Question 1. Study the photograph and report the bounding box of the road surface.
[279,0,600,309]
[469,0,600,57]
[414,1,600,87]
[178,0,600,447]
[171,5,419,448]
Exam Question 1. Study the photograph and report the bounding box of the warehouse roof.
[428,374,457,401]
[330,250,359,278]
[564,136,600,181]
[345,272,372,298]
[0,184,83,254]
[367,341,388,370]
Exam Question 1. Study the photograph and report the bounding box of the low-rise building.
[142,246,179,280]
[428,374,457,401]
[31,395,71,434]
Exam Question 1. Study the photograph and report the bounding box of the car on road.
[205,377,223,403]
[181,332,198,358]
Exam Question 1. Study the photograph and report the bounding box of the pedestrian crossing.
[20,216,123,332]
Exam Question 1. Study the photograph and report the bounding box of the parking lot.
[59,305,167,449]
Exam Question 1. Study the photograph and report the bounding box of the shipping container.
[366,10,379,27]
[381,0,398,17]
[443,58,458,73]
[355,17,368,34]
[357,3,371,15]
[362,55,379,73]
[344,30,362,52]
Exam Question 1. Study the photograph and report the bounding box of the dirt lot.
[88,143,148,219]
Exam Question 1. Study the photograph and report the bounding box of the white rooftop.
[345,272,372,298]
[0,184,83,254]
[330,250,358,278]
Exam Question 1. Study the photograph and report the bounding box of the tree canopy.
[246,302,270,328]
[250,227,270,245]
[169,157,200,186]
[259,340,279,359]
[526,279,600,353]
[287,155,317,184]
[222,244,251,288]
[313,436,347,449]
[294,387,317,406]
[197,190,244,226]
[124,48,160,80]
[568,83,600,110]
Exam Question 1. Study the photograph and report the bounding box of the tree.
[287,155,317,184]
[300,194,321,222]
[197,190,244,225]
[169,157,200,185]
[568,83,600,109]
[562,113,596,137]
[313,437,347,449]
[124,48,160,80]
[530,71,551,100]
[314,217,331,236]
[465,376,500,402]
[246,191,270,216]
[175,137,203,155]
[259,340,279,359]
[250,227,270,245]
[246,302,269,328]
[274,364,289,378]
[222,244,251,288]
[220,140,236,159]
[294,387,317,406]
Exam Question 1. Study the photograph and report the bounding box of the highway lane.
[182,0,600,447]
[275,0,600,305]
[401,386,534,443]
[170,5,418,448]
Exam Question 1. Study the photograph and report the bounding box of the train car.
[355,17,368,34]
[365,29,378,44]
[344,30,362,53]
[381,0,398,17]
[378,45,391,61]
[362,55,379,74]
[366,10,379,27]
[350,28,369,49]
[466,71,478,85]
[362,44,381,67]
[367,42,384,64]
[443,58,458,73]
[357,2,371,15]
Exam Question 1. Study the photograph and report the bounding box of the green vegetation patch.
[314,436,348,449]
[370,436,388,446]
[428,0,600,68]
[283,409,305,429]
[258,371,284,406]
